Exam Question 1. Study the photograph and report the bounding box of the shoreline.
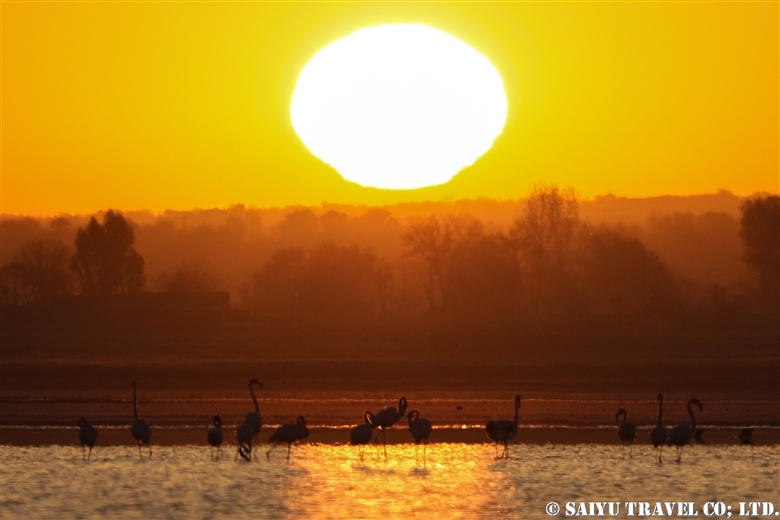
[2,426,778,446]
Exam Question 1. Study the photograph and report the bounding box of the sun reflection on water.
[1,443,778,519]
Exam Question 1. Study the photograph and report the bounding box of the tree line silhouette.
[1,189,778,322]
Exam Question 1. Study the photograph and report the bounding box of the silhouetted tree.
[71,210,146,296]
[582,226,679,315]
[510,185,580,315]
[244,244,387,320]
[0,239,74,305]
[739,195,780,307]
[401,214,481,312]
[448,233,515,318]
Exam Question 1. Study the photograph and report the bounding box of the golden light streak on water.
[1,444,778,518]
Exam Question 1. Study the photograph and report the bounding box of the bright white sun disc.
[291,24,508,190]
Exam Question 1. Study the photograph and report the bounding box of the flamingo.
[207,414,223,460]
[266,415,309,463]
[649,393,668,463]
[244,378,264,459]
[694,428,706,444]
[486,394,521,459]
[738,428,753,445]
[667,397,703,462]
[235,422,254,462]
[407,409,432,466]
[350,411,375,462]
[77,417,98,461]
[131,381,152,459]
[615,408,637,459]
[371,397,408,459]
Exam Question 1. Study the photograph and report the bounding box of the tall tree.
[739,195,780,307]
[71,210,146,296]
[509,185,580,315]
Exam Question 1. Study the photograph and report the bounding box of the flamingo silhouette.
[77,417,98,461]
[615,408,637,459]
[244,378,264,458]
[131,381,152,459]
[407,409,432,466]
[649,393,668,463]
[350,411,375,462]
[667,398,703,462]
[371,397,408,459]
[235,422,254,461]
[207,415,223,460]
[486,394,521,459]
[267,415,309,462]
[738,428,753,445]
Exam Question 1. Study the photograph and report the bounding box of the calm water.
[1,443,778,519]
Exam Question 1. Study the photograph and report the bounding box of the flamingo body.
[407,410,432,445]
[131,381,152,458]
[486,394,521,458]
[77,417,98,460]
[235,423,255,461]
[650,393,668,463]
[207,415,223,460]
[667,398,703,462]
[370,397,408,459]
[267,416,309,462]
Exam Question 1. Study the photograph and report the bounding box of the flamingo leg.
[383,429,387,460]
[137,441,143,459]
[423,442,427,468]
[286,443,292,463]
[87,446,93,461]
[82,445,86,461]
[266,442,278,461]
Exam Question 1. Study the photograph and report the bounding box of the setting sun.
[290,24,507,190]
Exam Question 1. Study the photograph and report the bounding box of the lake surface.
[2,443,778,519]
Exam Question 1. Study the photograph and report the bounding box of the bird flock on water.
[76,383,756,464]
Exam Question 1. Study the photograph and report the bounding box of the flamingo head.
[77,417,89,428]
[407,410,420,424]
[213,414,222,428]
[363,411,375,426]
[690,398,703,412]
[657,393,663,401]
[515,395,522,409]
[296,415,307,426]
[615,408,627,423]
[249,378,264,390]
[398,397,408,415]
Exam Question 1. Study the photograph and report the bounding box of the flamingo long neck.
[250,383,259,414]
[688,401,697,430]
[657,397,663,426]
[513,399,520,430]
[133,385,139,421]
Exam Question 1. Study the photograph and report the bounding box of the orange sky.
[2,2,778,215]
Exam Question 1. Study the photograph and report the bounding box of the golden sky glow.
[2,2,778,215]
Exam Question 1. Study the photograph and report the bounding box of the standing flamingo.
[350,411,376,462]
[266,415,310,463]
[77,417,98,461]
[131,381,152,459]
[667,398,703,462]
[407,410,432,466]
[615,408,637,459]
[243,378,264,458]
[207,415,223,460]
[371,397,408,459]
[649,393,668,463]
[235,422,254,462]
[486,394,521,459]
